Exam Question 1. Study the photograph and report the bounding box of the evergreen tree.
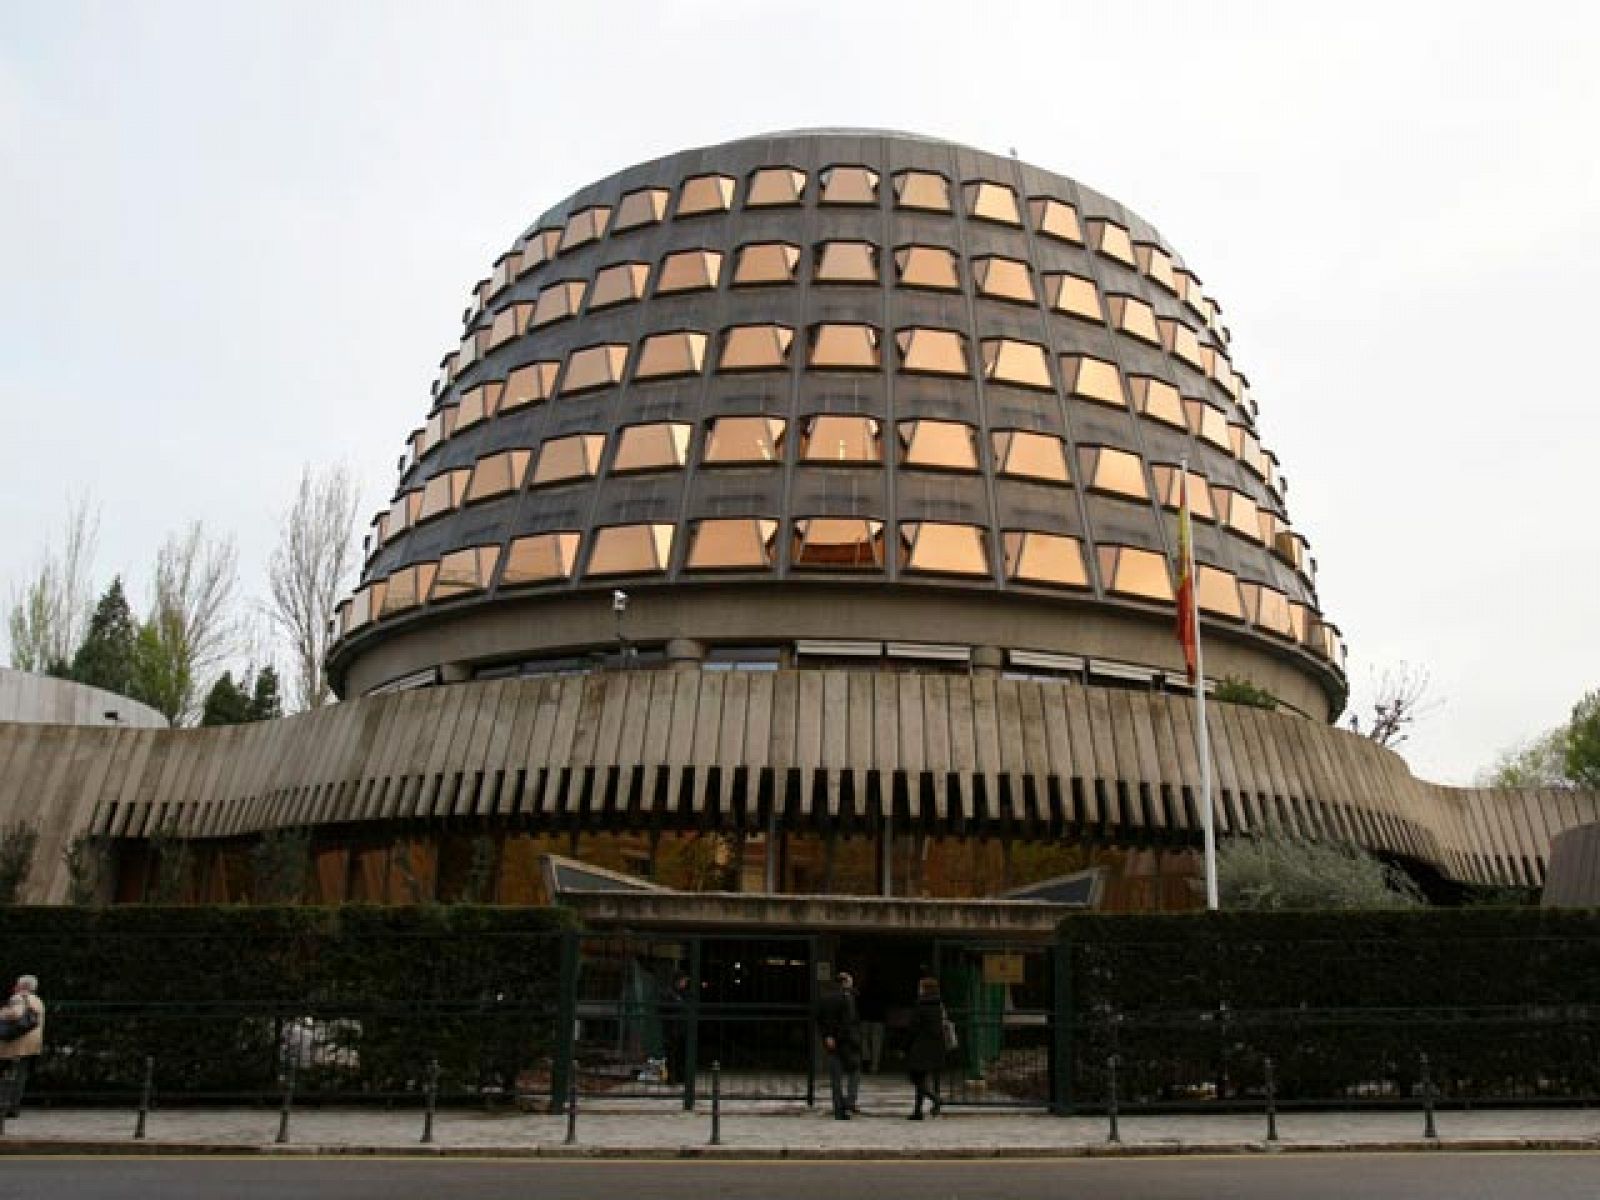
[1566,690,1600,789]
[250,665,283,721]
[71,577,138,696]
[200,670,254,726]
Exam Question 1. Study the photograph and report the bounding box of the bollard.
[563,1056,578,1146]
[133,1056,155,1141]
[709,1060,722,1146]
[275,1057,297,1145]
[1420,1052,1438,1141]
[420,1058,439,1145]
[1106,1053,1121,1144]
[1263,1056,1278,1144]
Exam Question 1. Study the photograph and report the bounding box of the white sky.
[2,1,1597,783]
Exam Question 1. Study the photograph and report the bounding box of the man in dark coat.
[905,975,946,1120]
[818,970,863,1119]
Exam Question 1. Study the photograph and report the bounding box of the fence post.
[709,1060,722,1146]
[1420,1051,1437,1141]
[275,1056,297,1145]
[1051,938,1072,1116]
[1263,1055,1278,1144]
[805,935,818,1110]
[420,1057,439,1145]
[1106,1053,1121,1144]
[684,937,701,1112]
[563,1054,578,1146]
[133,1056,155,1141]
[551,930,579,1115]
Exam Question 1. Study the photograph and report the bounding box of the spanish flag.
[1174,470,1199,683]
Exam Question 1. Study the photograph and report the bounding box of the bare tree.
[6,497,99,671]
[267,464,359,710]
[135,522,241,724]
[1347,662,1440,749]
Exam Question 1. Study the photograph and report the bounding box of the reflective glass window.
[456,330,485,374]
[1098,545,1174,602]
[993,430,1070,484]
[801,414,882,463]
[516,228,562,277]
[895,327,969,376]
[1273,529,1306,570]
[417,468,471,523]
[809,323,881,369]
[431,545,501,601]
[656,249,723,294]
[532,434,605,486]
[561,344,628,395]
[1215,488,1265,543]
[974,256,1036,304]
[1242,583,1294,637]
[453,381,504,434]
[1029,197,1083,244]
[612,422,692,473]
[981,338,1052,390]
[1079,445,1148,499]
[899,521,989,576]
[792,518,885,569]
[1135,243,1180,293]
[893,170,951,212]
[501,532,581,586]
[587,523,675,576]
[819,165,879,205]
[380,562,438,616]
[894,244,960,290]
[1003,531,1089,588]
[704,416,786,464]
[465,449,531,504]
[898,419,978,471]
[1062,354,1124,407]
[613,187,670,232]
[1203,345,1240,399]
[634,331,708,379]
[686,518,779,570]
[387,490,421,537]
[719,324,794,371]
[1044,272,1102,321]
[347,583,381,630]
[1197,565,1243,618]
[532,279,587,328]
[747,166,807,207]
[1160,318,1205,371]
[815,241,879,283]
[1185,399,1231,449]
[732,242,801,285]
[419,407,456,457]
[487,302,534,349]
[964,180,1021,225]
[588,262,650,309]
[1090,219,1137,266]
[677,173,737,216]
[500,360,560,412]
[1229,424,1268,477]
[1289,602,1312,644]
[1151,464,1215,521]
[1108,294,1161,345]
[558,206,611,253]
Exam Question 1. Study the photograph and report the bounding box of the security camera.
[612,590,629,614]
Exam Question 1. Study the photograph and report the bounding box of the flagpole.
[1179,458,1219,910]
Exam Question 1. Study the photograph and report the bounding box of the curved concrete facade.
[1542,822,1600,906]
[0,668,168,730]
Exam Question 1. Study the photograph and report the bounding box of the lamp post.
[612,590,631,666]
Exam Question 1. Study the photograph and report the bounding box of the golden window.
[894,244,960,291]
[501,532,580,586]
[809,323,881,369]
[895,328,968,376]
[380,562,438,616]
[387,490,421,537]
[370,510,391,547]
[558,206,611,253]
[431,545,501,601]
[1003,531,1089,588]
[436,353,457,390]
[1257,508,1282,547]
[899,522,989,576]
[500,361,559,412]
[815,241,879,283]
[704,416,786,465]
[1197,566,1243,618]
[1062,354,1124,407]
[677,173,736,217]
[419,407,456,457]
[1273,529,1306,571]
[456,330,484,374]
[657,249,723,294]
[1242,583,1294,637]
[898,420,978,471]
[613,187,671,232]
[532,434,605,486]
[561,344,628,395]
[893,170,951,212]
[1159,319,1205,371]
[611,422,692,473]
[1176,267,1204,309]
[1135,243,1179,293]
[686,518,779,570]
[465,450,531,504]
[819,165,879,205]
[1108,294,1160,345]
[1215,489,1265,543]
[964,180,1021,226]
[634,331,708,379]
[1090,219,1136,266]
[1289,602,1312,644]
[346,584,380,630]
[1045,272,1102,321]
[417,468,471,523]
[453,382,503,434]
[532,280,587,328]
[732,242,800,286]
[1203,346,1240,399]
[1127,377,1184,430]
[981,338,1052,390]
[1079,446,1148,499]
[588,262,650,310]
[1029,197,1083,244]
[993,430,1069,484]
[587,523,675,576]
[487,302,533,349]
[1185,399,1231,449]
[746,167,807,207]
[791,518,885,569]
[801,414,882,463]
[1230,425,1268,477]
[1151,464,1215,521]
[516,228,562,277]
[1098,545,1173,602]
[974,256,1036,304]
[719,324,794,371]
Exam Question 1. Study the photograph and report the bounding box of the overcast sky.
[3,1,1597,784]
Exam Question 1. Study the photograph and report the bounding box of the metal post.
[420,1057,439,1144]
[1420,1052,1437,1140]
[684,938,701,1111]
[563,1054,578,1146]
[1264,1056,1278,1144]
[275,1057,297,1145]
[709,1060,722,1146]
[1106,1054,1121,1144]
[134,1056,154,1140]
[805,935,817,1109]
[551,930,579,1115]
[1050,940,1072,1116]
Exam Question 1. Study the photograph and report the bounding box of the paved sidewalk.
[2,1100,1597,1158]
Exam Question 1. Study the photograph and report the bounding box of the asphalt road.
[0,1154,1597,1200]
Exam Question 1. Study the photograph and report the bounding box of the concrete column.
[439,662,472,684]
[971,645,1004,677]
[666,638,706,671]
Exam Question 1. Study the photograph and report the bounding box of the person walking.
[905,975,945,1120]
[818,970,863,1119]
[0,975,45,1119]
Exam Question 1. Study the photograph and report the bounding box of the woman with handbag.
[0,975,45,1119]
[905,975,946,1120]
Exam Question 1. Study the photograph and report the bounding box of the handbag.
[940,1005,959,1052]
[0,1001,39,1043]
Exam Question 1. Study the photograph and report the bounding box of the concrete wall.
[0,668,168,730]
